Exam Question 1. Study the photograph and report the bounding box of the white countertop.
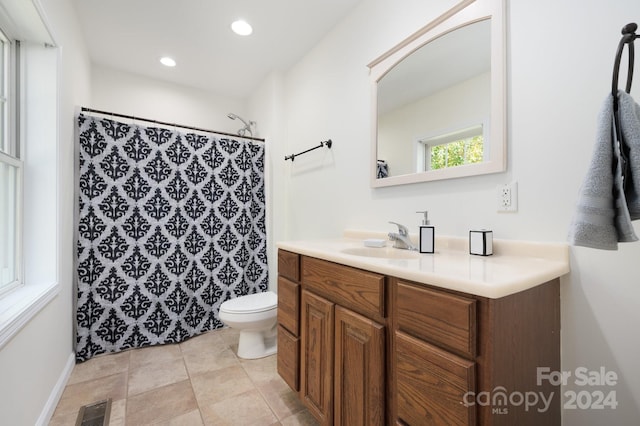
[276,230,570,299]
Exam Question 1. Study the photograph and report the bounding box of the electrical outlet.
[497,182,518,212]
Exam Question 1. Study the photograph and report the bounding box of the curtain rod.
[80,107,266,143]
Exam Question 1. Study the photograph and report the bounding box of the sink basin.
[340,246,420,259]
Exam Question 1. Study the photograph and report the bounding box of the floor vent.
[75,398,112,426]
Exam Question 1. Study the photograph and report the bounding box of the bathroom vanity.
[276,231,569,425]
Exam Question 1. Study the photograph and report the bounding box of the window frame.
[0,26,22,298]
[417,123,487,172]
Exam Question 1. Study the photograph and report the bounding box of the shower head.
[227,112,255,137]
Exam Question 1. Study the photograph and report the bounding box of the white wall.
[247,71,286,291]
[91,65,248,138]
[513,1,640,424]
[252,0,639,424]
[0,0,91,424]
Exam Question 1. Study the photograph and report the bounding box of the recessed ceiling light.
[160,56,176,67]
[231,19,253,36]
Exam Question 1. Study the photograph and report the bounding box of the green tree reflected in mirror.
[430,135,483,170]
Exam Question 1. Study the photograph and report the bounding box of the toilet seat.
[219,291,277,314]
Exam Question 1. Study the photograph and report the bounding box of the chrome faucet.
[388,221,417,251]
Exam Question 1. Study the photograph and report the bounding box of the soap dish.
[364,238,386,248]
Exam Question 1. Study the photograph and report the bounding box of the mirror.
[368,0,506,187]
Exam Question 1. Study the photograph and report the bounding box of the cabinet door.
[396,332,476,426]
[334,306,385,426]
[301,290,334,425]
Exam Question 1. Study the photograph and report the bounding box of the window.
[0,27,20,297]
[418,124,485,172]
[0,0,58,348]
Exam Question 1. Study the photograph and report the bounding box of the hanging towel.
[618,91,640,219]
[377,160,389,178]
[568,91,638,250]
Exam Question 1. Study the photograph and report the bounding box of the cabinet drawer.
[278,250,300,282]
[302,256,385,320]
[396,332,476,426]
[277,325,300,392]
[396,281,476,359]
[278,277,300,335]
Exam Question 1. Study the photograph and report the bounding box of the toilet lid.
[220,291,277,313]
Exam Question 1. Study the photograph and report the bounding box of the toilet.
[218,291,278,359]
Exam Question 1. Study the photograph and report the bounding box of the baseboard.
[36,351,75,426]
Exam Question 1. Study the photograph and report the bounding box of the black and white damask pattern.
[76,114,268,362]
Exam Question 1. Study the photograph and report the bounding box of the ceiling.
[72,0,361,99]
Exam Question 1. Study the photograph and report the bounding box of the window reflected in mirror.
[419,124,484,172]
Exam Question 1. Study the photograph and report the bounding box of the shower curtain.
[75,113,268,362]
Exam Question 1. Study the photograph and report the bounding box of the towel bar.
[285,139,332,161]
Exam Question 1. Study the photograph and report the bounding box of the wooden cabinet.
[277,249,561,426]
[390,278,560,426]
[277,251,386,426]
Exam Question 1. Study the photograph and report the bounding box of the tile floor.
[49,327,318,425]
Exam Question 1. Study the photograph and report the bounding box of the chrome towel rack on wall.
[285,139,332,161]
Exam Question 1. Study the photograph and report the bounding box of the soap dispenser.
[417,211,435,253]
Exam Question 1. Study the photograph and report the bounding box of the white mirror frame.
[368,0,506,188]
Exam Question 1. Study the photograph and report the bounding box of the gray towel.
[377,160,389,178]
[568,91,638,250]
[618,91,640,219]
